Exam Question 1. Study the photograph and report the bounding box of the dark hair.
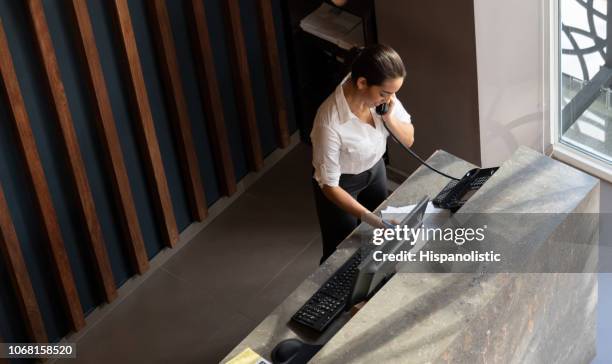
[348,44,406,86]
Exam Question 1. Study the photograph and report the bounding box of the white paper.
[299,3,364,50]
[381,202,446,216]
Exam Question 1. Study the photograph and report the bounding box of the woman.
[311,44,415,263]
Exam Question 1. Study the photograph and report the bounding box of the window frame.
[550,0,612,182]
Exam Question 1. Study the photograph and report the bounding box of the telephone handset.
[375,102,389,116]
[376,101,499,212]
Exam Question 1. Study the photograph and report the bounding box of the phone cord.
[381,117,460,181]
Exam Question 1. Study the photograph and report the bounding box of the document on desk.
[225,348,271,364]
[381,202,447,216]
[381,202,448,252]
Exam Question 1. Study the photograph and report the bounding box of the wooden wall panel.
[69,0,149,274]
[0,183,47,343]
[0,19,85,331]
[187,0,237,196]
[110,0,179,247]
[147,0,208,221]
[26,0,117,303]
[256,0,290,148]
[222,0,264,171]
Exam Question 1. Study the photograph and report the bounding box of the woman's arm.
[321,185,387,228]
[321,185,368,219]
[384,115,414,147]
[382,96,414,147]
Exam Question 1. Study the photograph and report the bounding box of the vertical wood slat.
[187,0,237,196]
[256,0,290,148]
[69,0,149,274]
[222,0,264,172]
[0,19,85,331]
[26,0,117,303]
[146,0,207,221]
[0,183,47,343]
[110,0,179,247]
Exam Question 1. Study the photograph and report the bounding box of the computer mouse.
[270,338,303,363]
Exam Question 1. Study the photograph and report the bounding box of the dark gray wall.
[376,0,481,174]
[0,0,296,345]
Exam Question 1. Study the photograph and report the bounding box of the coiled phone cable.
[380,116,460,181]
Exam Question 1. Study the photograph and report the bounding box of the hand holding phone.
[375,102,389,116]
[376,96,395,117]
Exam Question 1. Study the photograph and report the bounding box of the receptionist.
[311,44,415,263]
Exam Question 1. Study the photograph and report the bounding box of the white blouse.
[311,77,412,188]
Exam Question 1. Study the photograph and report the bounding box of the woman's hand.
[380,96,414,148]
[360,211,400,229]
[384,95,397,117]
[360,211,386,229]
[322,185,399,228]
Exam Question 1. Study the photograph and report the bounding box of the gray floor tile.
[247,144,314,202]
[162,145,320,313]
[238,236,322,322]
[62,269,239,364]
[162,192,319,310]
[199,314,258,364]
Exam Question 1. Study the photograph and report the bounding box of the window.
[553,0,612,180]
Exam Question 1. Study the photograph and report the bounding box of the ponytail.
[348,44,405,86]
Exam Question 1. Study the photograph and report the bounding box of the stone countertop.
[311,147,600,363]
[222,147,600,364]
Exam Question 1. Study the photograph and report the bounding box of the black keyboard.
[291,250,363,332]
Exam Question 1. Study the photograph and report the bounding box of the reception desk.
[222,147,599,363]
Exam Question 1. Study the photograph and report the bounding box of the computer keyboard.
[291,249,363,332]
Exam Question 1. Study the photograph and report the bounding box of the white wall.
[474,0,612,241]
[474,0,549,167]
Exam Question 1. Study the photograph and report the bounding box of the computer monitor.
[348,196,430,307]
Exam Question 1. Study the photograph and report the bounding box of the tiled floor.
[60,143,322,364]
[56,142,612,364]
